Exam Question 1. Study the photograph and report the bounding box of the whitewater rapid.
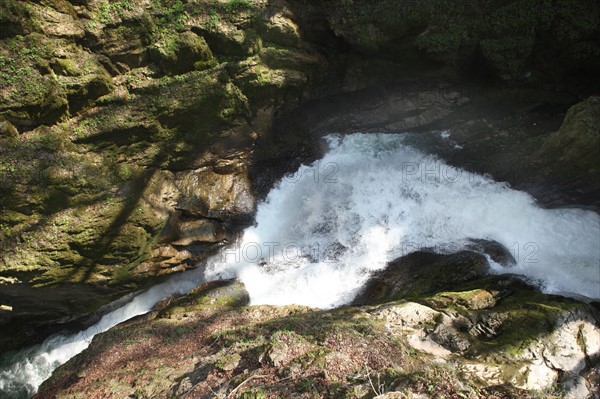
[204,133,600,305]
[1,133,599,397]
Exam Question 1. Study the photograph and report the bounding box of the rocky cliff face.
[0,0,326,352]
[0,0,598,354]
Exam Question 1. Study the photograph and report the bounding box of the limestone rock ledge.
[36,277,600,399]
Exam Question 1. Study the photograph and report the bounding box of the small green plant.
[117,164,133,180]
[86,20,98,30]
[224,0,252,13]
[97,0,134,24]
[99,3,111,23]
[297,377,317,393]
[149,0,188,40]
[205,9,220,31]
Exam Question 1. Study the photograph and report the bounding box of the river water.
[1,133,599,397]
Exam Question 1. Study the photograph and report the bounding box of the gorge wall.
[0,0,599,354]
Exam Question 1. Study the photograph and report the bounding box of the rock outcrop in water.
[351,250,490,305]
[36,275,600,398]
[0,0,599,358]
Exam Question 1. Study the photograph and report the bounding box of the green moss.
[147,0,188,40]
[223,0,253,13]
[426,289,498,310]
[416,23,465,55]
[150,31,214,75]
[194,58,218,71]
[1,32,111,122]
[160,281,249,318]
[95,0,134,24]
[0,34,54,100]
[56,58,81,76]
[540,97,600,178]
[205,9,221,31]
[420,277,581,356]
[328,0,599,80]
[214,352,241,371]
[0,0,30,24]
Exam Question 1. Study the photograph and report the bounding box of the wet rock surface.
[0,0,598,356]
[352,250,490,305]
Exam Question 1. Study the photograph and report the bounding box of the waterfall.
[1,133,599,397]
[205,133,600,306]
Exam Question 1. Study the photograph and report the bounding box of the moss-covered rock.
[158,280,250,318]
[0,34,69,129]
[149,31,214,76]
[36,275,599,398]
[232,59,308,111]
[538,97,600,180]
[259,44,321,71]
[0,0,34,38]
[0,33,118,130]
[323,0,600,83]
[352,250,490,305]
[194,23,262,57]
[27,0,84,39]
[0,117,18,139]
[88,23,150,70]
[259,11,302,48]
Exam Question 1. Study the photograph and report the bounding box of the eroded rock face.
[322,0,600,85]
[369,278,600,393]
[149,31,214,76]
[0,0,337,343]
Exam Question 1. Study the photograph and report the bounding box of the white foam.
[204,133,600,306]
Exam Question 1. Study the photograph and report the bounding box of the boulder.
[370,281,600,393]
[538,97,600,182]
[172,219,225,246]
[352,250,489,305]
[175,167,255,221]
[0,117,18,139]
[260,12,301,47]
[465,239,516,266]
[150,31,215,76]
[191,23,261,57]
